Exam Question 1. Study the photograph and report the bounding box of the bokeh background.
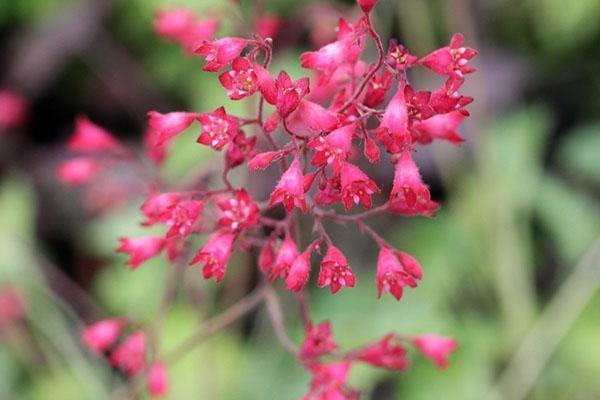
[0,0,599,399]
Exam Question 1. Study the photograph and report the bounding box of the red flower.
[374,82,411,154]
[258,241,276,274]
[404,84,434,121]
[144,127,169,164]
[162,200,204,238]
[247,150,285,170]
[411,335,458,368]
[430,75,473,115]
[67,116,121,153]
[318,246,356,293]
[269,157,307,213]
[0,89,27,132]
[110,331,146,376]
[275,71,310,118]
[340,162,380,211]
[147,362,169,397]
[288,99,338,135]
[268,235,298,282]
[254,14,283,39]
[375,246,421,300]
[140,191,183,226]
[197,106,238,150]
[57,158,102,186]
[218,57,259,100]
[354,334,409,371]
[179,19,220,53]
[190,231,236,282]
[357,0,378,14]
[147,111,198,146]
[299,321,338,360]
[385,40,417,72]
[388,150,439,217]
[412,112,465,145]
[154,8,195,41]
[363,68,393,108]
[363,132,380,163]
[225,130,256,168]
[305,362,353,399]
[81,318,125,355]
[195,37,248,72]
[420,33,477,77]
[308,124,354,173]
[285,244,315,292]
[217,189,259,232]
[117,237,165,269]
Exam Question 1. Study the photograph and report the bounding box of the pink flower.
[375,246,422,300]
[117,237,166,269]
[162,200,204,238]
[374,82,411,154]
[363,132,380,163]
[217,189,259,232]
[287,99,339,135]
[354,334,409,371]
[308,124,354,173]
[269,157,308,213]
[67,116,121,153]
[412,112,465,144]
[154,8,195,41]
[179,19,220,53]
[189,231,236,282]
[247,150,285,170]
[388,150,439,217]
[385,40,417,72]
[340,162,380,211]
[140,191,183,226]
[285,244,315,292]
[110,331,146,376]
[357,0,378,13]
[81,319,125,355]
[218,57,259,100]
[363,68,393,108]
[258,241,276,274]
[306,362,353,399]
[318,246,356,294]
[144,128,169,164]
[412,335,458,368]
[404,84,434,121]
[57,158,102,186]
[0,89,27,131]
[225,130,256,168]
[196,106,238,150]
[268,235,298,282]
[147,111,198,146]
[430,75,473,115]
[0,287,25,330]
[195,37,248,72]
[147,362,169,397]
[275,71,310,118]
[254,14,283,39]
[299,321,338,359]
[419,33,477,77]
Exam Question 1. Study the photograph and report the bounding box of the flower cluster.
[65,0,476,397]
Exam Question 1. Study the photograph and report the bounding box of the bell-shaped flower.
[195,37,248,71]
[81,318,125,355]
[299,321,338,360]
[268,235,298,282]
[411,335,458,368]
[190,231,236,282]
[217,189,260,232]
[375,246,422,300]
[419,33,477,77]
[109,331,146,376]
[269,157,307,212]
[318,246,356,293]
[67,116,121,153]
[308,124,354,173]
[117,237,166,269]
[340,162,380,211]
[147,111,198,146]
[218,57,259,100]
[197,106,239,150]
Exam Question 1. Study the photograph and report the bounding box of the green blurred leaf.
[556,123,600,185]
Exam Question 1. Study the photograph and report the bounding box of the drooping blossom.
[411,335,458,368]
[140,191,183,226]
[363,131,380,163]
[195,37,248,71]
[274,71,310,118]
[144,127,169,164]
[404,84,434,121]
[285,243,316,292]
[287,99,338,135]
[354,334,409,371]
[189,231,236,282]
[363,68,393,108]
[196,107,238,150]
[375,246,422,300]
[254,14,283,39]
[147,111,198,146]
[308,124,354,173]
[154,8,195,41]
[162,200,204,237]
[430,75,473,116]
[412,112,465,144]
[318,246,356,293]
[217,189,259,232]
[67,116,121,153]
[81,318,125,355]
[339,162,380,211]
[147,362,169,397]
[57,158,102,186]
[374,81,411,154]
[0,89,28,131]
[269,157,307,213]
[388,150,439,217]
[117,237,166,269]
[268,235,298,282]
[109,331,146,376]
[299,321,338,359]
[386,40,417,72]
[218,57,259,100]
[419,33,477,77]
[357,0,378,14]
[225,130,256,168]
[247,150,286,170]
[305,362,354,400]
[258,240,276,274]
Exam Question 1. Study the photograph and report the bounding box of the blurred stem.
[489,238,600,400]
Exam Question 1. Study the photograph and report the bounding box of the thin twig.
[264,287,299,355]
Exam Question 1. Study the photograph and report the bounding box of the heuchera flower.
[0,89,28,131]
[197,107,238,150]
[110,331,146,376]
[388,150,439,217]
[81,318,125,355]
[354,334,409,371]
[305,362,353,400]
[275,71,310,118]
[162,200,204,237]
[339,162,379,211]
[375,246,422,300]
[404,84,434,121]
[258,240,276,274]
[285,244,314,292]
[308,124,354,173]
[299,321,338,359]
[268,235,298,282]
[318,246,356,293]
[57,158,102,186]
[226,131,257,168]
[247,150,285,170]
[144,127,169,164]
[419,33,477,77]
[147,362,169,397]
[411,335,458,368]
[140,191,183,226]
[217,189,259,232]
[147,111,198,146]
[254,14,283,39]
[374,82,411,154]
[412,112,465,144]
[269,157,307,213]
[0,287,25,330]
[189,231,236,282]
[67,116,121,153]
[154,8,195,41]
[195,37,248,72]
[218,57,259,100]
[363,132,380,163]
[363,68,393,108]
[117,237,166,269]
[357,0,378,14]
[386,40,417,72]
[430,76,473,116]
[288,99,338,135]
